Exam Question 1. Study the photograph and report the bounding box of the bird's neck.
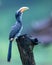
[17,16,22,24]
[15,12,22,24]
[16,16,22,24]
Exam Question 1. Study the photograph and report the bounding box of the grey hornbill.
[7,7,29,62]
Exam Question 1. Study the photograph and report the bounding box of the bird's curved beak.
[20,7,29,13]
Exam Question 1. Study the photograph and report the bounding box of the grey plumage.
[9,22,22,40]
[7,11,22,62]
[7,7,29,62]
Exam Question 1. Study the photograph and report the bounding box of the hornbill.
[7,7,29,62]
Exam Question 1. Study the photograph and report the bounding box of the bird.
[7,7,29,62]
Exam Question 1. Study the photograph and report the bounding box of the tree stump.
[16,34,38,65]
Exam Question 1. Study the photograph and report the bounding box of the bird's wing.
[27,18,52,44]
[9,22,22,39]
[16,26,23,37]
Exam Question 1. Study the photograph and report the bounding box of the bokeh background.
[0,0,52,65]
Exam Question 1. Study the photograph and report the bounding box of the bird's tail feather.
[7,41,12,62]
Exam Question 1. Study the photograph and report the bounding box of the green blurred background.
[0,0,52,65]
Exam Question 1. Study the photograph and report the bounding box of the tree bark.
[16,34,38,65]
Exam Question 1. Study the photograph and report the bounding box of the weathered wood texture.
[16,34,38,65]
